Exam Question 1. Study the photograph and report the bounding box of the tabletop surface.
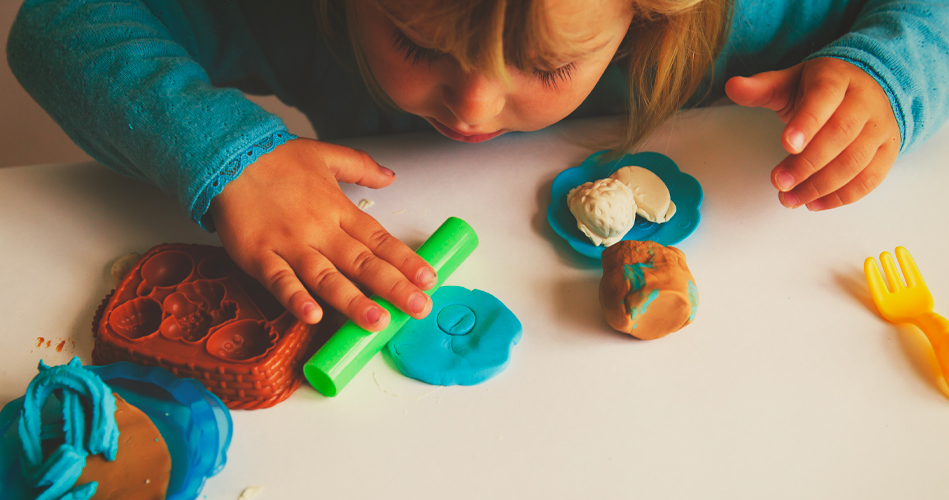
[2,106,948,499]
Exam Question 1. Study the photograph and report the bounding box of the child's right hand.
[208,138,437,332]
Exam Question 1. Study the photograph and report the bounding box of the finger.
[289,248,392,331]
[316,143,396,189]
[724,64,803,112]
[319,229,433,320]
[777,119,877,207]
[771,96,870,194]
[342,211,438,291]
[251,252,324,325]
[801,138,897,211]
[781,64,849,154]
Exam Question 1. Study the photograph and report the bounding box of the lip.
[428,118,505,143]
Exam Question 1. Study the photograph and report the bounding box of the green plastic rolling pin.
[303,217,479,397]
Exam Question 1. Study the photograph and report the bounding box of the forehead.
[380,0,631,46]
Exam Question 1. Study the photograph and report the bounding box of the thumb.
[725,63,804,116]
[318,143,396,189]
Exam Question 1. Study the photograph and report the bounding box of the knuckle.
[365,227,396,250]
[791,153,820,176]
[349,249,378,276]
[826,117,860,142]
[263,268,299,297]
[307,265,339,294]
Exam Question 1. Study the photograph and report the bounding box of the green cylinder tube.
[303,217,479,397]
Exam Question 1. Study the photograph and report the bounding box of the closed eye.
[392,28,577,89]
[392,30,443,66]
[534,63,576,89]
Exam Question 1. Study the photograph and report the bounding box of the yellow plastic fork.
[865,247,949,383]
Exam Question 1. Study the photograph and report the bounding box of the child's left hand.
[725,57,901,211]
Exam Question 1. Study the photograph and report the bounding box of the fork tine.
[895,246,925,288]
[864,257,890,303]
[880,251,904,291]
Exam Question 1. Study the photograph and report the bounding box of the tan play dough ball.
[74,394,171,499]
[599,240,698,339]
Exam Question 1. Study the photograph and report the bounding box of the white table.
[2,106,948,499]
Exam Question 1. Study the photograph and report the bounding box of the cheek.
[506,72,603,131]
[359,38,437,114]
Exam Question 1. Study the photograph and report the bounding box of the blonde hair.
[315,0,732,154]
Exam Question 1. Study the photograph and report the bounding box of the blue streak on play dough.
[687,281,699,323]
[15,357,118,500]
[387,286,521,386]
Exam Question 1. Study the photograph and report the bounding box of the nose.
[442,70,505,128]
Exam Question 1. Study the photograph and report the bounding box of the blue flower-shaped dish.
[387,287,522,386]
[0,362,232,500]
[547,151,703,259]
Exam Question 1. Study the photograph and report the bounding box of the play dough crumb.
[610,166,676,223]
[110,252,141,284]
[238,486,265,500]
[567,178,637,247]
[357,199,374,210]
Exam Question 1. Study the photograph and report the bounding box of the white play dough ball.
[567,178,637,247]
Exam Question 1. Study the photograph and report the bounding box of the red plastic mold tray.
[92,244,327,409]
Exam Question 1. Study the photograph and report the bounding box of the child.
[8,0,949,332]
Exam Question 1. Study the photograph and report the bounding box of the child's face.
[354,0,633,143]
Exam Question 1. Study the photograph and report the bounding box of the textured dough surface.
[567,178,637,247]
[599,241,698,339]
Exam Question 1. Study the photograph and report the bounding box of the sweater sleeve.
[807,0,949,155]
[6,0,296,230]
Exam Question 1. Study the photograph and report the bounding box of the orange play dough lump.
[74,394,171,499]
[599,240,698,339]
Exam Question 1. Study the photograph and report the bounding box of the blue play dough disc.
[547,150,703,260]
[387,286,522,386]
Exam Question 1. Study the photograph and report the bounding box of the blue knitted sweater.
[7,0,949,229]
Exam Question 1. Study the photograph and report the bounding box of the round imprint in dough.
[387,287,521,386]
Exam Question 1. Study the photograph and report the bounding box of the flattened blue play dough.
[387,286,521,386]
[547,150,703,259]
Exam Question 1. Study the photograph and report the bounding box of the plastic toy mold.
[386,286,522,386]
[92,244,329,409]
[547,151,703,259]
[0,362,231,500]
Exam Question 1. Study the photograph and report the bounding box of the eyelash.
[391,31,577,88]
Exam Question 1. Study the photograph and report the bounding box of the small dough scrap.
[599,240,698,340]
[610,166,676,223]
[110,252,142,285]
[567,178,637,247]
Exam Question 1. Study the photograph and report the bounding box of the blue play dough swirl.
[16,357,119,500]
[387,287,522,386]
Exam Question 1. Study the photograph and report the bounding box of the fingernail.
[381,166,395,177]
[782,192,800,208]
[416,268,437,287]
[302,302,316,318]
[409,293,427,314]
[788,129,805,153]
[806,200,823,211]
[775,170,795,191]
[366,306,384,324]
